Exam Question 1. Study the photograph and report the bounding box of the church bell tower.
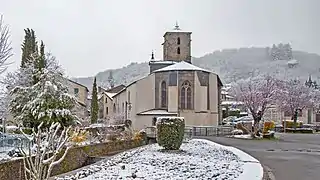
[162,22,192,63]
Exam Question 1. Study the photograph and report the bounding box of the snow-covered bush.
[156,117,185,150]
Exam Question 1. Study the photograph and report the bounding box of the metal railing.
[145,125,234,139]
[0,133,32,153]
[187,126,234,136]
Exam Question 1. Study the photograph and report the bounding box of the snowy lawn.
[0,153,12,163]
[57,139,263,180]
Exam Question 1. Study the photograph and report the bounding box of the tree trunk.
[250,117,262,138]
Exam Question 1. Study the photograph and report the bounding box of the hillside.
[73,46,320,89]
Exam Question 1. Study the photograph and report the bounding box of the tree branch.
[0,15,13,74]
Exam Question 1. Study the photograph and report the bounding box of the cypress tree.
[21,28,38,68]
[32,41,46,84]
[90,77,99,124]
[38,40,46,69]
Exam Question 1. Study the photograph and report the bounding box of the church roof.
[163,22,192,36]
[153,61,211,73]
[153,61,223,86]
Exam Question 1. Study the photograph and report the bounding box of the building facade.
[109,24,223,130]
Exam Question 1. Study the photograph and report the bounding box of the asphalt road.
[200,133,320,180]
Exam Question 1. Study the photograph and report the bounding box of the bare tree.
[276,79,320,127]
[45,52,64,75]
[0,15,13,74]
[19,122,71,180]
[231,75,280,137]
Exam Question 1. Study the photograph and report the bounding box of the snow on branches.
[231,75,280,137]
[0,15,13,74]
[275,79,320,117]
[19,122,71,180]
[231,75,280,121]
[9,69,78,127]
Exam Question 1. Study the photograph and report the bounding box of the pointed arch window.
[177,47,180,54]
[180,81,192,109]
[177,37,181,45]
[161,81,167,108]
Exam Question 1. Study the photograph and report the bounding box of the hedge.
[282,121,303,128]
[156,117,185,150]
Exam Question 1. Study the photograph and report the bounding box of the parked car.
[222,116,237,125]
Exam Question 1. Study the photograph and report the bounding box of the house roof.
[106,84,126,93]
[111,76,150,99]
[104,92,117,100]
[68,79,89,92]
[137,109,178,116]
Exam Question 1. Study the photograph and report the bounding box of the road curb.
[197,139,264,180]
[263,165,276,180]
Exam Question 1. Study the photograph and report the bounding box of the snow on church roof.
[164,22,192,34]
[153,61,212,73]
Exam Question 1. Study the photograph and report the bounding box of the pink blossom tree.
[275,79,320,128]
[231,75,280,137]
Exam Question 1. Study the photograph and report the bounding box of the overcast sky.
[1,0,319,77]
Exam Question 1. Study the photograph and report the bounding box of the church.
[107,24,223,130]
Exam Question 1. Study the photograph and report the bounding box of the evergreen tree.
[9,69,77,128]
[33,41,46,84]
[283,43,293,60]
[313,81,318,89]
[277,43,286,60]
[21,28,38,68]
[38,40,46,69]
[270,44,280,60]
[90,77,99,124]
[305,75,313,88]
[20,29,48,85]
[108,70,115,88]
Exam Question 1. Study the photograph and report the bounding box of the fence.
[0,133,32,153]
[186,126,234,136]
[145,125,234,139]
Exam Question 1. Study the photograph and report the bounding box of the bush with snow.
[156,117,185,150]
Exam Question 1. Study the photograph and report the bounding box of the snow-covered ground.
[56,139,263,180]
[0,153,12,162]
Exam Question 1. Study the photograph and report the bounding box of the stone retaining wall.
[0,139,143,180]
